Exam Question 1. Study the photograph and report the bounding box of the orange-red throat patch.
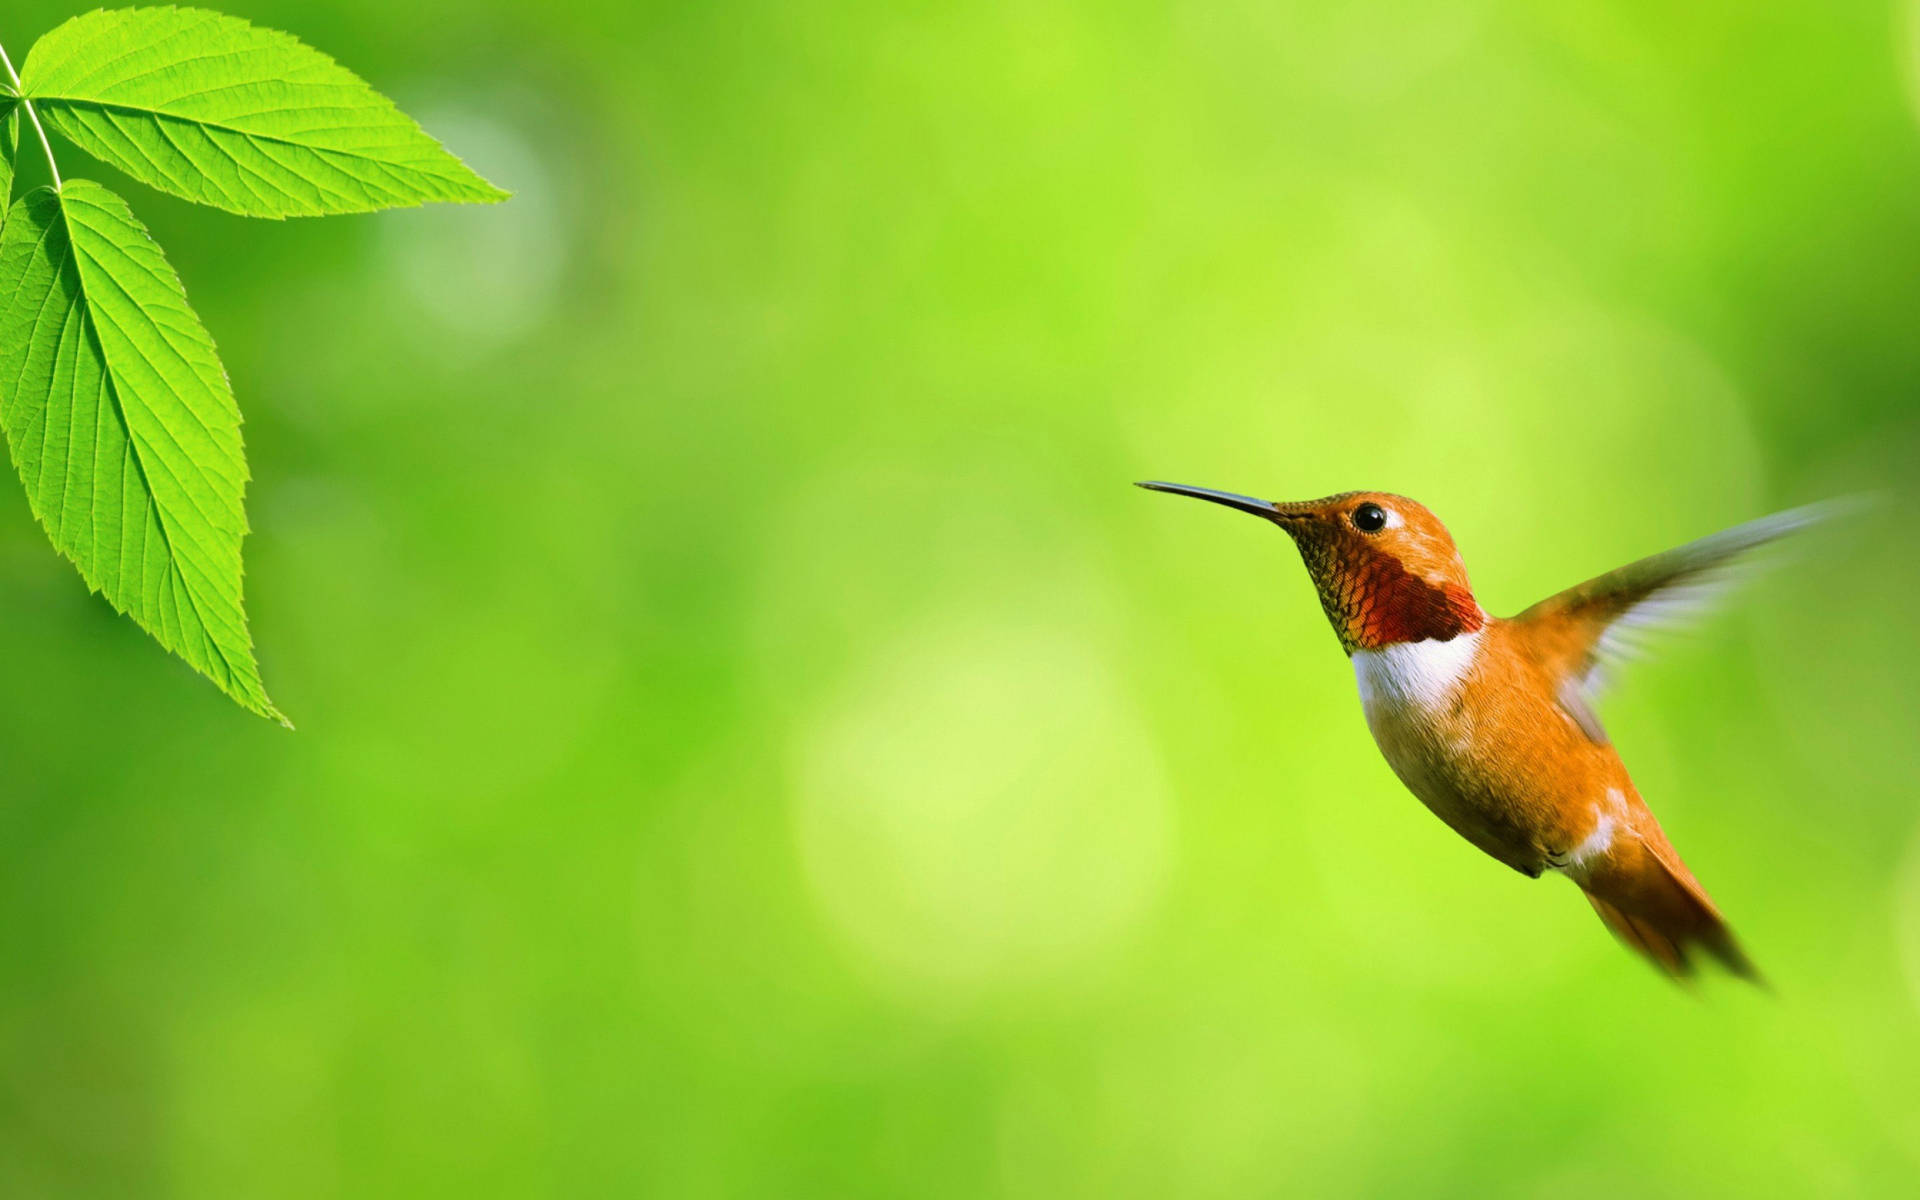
[1298,542,1484,653]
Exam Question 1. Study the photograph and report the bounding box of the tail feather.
[1577,827,1760,984]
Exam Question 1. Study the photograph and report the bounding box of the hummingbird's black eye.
[1351,503,1388,533]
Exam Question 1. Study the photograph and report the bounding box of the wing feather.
[1513,501,1844,741]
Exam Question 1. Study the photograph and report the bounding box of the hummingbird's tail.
[1574,821,1761,985]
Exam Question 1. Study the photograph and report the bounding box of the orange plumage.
[1140,482,1824,982]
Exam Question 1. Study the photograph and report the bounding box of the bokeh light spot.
[792,616,1172,1005]
[379,106,565,347]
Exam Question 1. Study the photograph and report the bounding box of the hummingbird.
[1138,481,1827,982]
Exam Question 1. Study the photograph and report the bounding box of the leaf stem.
[0,40,61,190]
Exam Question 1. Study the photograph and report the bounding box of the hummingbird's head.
[1137,482,1484,653]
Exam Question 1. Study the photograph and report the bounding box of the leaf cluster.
[0,8,504,721]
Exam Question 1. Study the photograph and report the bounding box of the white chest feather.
[1352,628,1484,723]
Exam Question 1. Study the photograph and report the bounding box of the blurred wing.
[1512,502,1841,743]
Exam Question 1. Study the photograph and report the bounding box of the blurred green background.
[2,0,1919,1194]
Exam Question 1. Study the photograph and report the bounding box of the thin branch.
[0,40,63,190]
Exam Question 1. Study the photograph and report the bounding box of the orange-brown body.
[1138,481,1818,981]
[1365,617,1636,876]
[1360,616,1747,976]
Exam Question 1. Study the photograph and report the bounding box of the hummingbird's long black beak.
[1135,480,1285,520]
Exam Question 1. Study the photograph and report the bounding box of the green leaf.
[0,180,281,721]
[0,102,16,222]
[19,7,507,218]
